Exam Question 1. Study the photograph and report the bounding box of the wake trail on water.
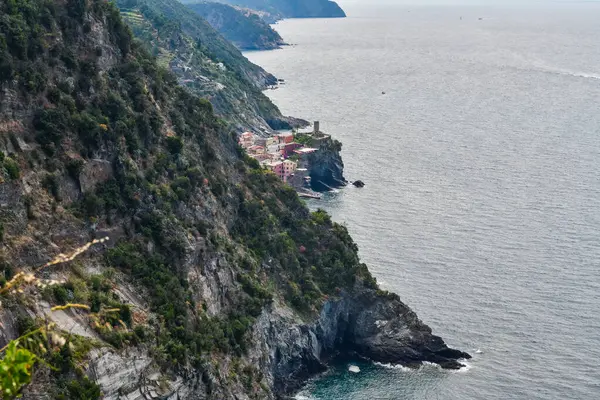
[499,52,600,81]
[527,58,600,81]
[543,67,600,81]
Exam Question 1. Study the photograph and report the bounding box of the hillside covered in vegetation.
[0,1,468,399]
[182,0,347,21]
[186,1,285,50]
[117,0,298,133]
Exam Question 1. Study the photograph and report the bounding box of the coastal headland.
[0,1,469,399]
[238,121,347,197]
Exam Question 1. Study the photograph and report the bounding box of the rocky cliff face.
[251,289,470,398]
[305,137,347,191]
[186,2,285,50]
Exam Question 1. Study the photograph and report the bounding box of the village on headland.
[238,121,348,199]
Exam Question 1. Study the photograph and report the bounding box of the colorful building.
[280,142,302,159]
[248,145,265,155]
[267,143,280,154]
[282,159,297,182]
[276,132,294,144]
[264,160,284,179]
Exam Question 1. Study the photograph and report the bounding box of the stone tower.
[313,121,320,134]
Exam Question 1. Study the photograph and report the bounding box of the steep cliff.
[117,0,300,133]
[306,137,347,191]
[122,0,272,87]
[186,2,285,50]
[0,1,467,399]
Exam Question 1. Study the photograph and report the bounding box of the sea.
[244,1,600,399]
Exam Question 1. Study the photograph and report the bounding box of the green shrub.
[81,193,104,218]
[51,285,70,305]
[171,176,192,200]
[42,174,61,201]
[55,377,101,400]
[47,86,61,104]
[66,159,84,181]
[3,157,20,179]
[23,195,35,220]
[34,107,71,155]
[133,325,148,342]
[73,112,102,153]
[166,136,184,154]
[244,155,260,170]
[15,315,36,336]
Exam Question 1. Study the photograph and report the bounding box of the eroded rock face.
[251,289,470,398]
[346,290,471,369]
[306,138,347,192]
[80,159,114,194]
[87,349,210,400]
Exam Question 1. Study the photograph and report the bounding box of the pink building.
[280,142,302,158]
[264,161,284,179]
[263,159,297,182]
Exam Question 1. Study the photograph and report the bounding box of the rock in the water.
[353,180,365,188]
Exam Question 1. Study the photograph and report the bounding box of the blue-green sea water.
[246,1,600,399]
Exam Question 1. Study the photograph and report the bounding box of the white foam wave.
[374,362,412,372]
[348,365,361,373]
[557,70,600,80]
[537,65,600,81]
[455,360,473,373]
[421,361,444,370]
[294,395,317,400]
[375,360,472,374]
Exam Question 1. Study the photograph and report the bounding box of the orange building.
[276,132,294,144]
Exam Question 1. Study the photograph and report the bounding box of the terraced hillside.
[117,0,299,133]
[182,0,346,21]
[185,1,285,50]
